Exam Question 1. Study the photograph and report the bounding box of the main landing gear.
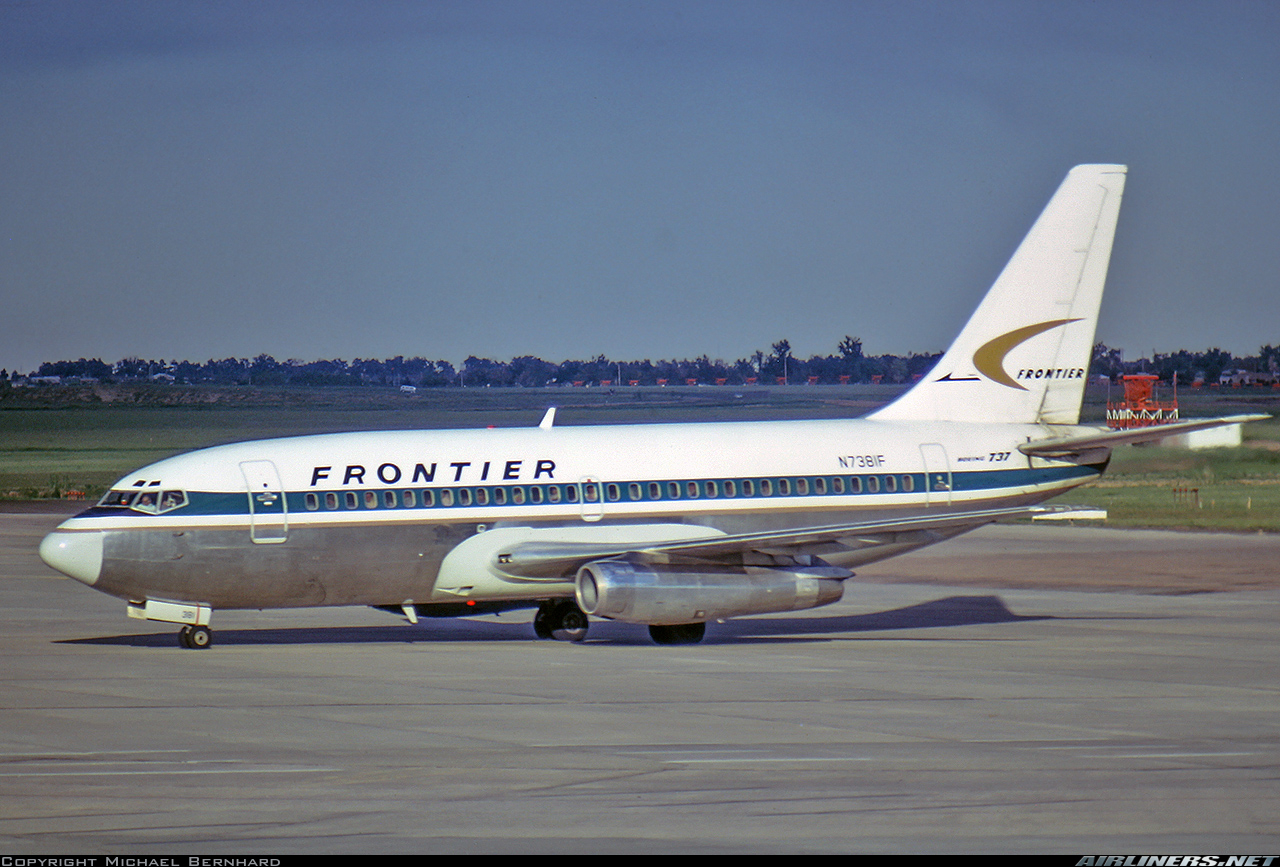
[533,599,589,642]
[178,625,213,649]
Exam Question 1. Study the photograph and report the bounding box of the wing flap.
[493,506,1040,580]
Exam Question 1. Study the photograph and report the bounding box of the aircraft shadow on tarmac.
[57,594,1052,648]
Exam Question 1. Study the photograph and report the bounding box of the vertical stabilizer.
[870,164,1126,425]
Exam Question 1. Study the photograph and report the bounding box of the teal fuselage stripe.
[87,464,1101,519]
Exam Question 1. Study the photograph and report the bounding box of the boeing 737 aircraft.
[39,165,1264,647]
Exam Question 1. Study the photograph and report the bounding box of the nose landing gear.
[178,624,213,649]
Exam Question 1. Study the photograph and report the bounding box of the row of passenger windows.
[301,473,925,512]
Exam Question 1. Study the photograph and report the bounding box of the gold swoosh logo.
[971,318,1080,390]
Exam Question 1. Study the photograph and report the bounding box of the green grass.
[0,385,901,498]
[1055,440,1280,531]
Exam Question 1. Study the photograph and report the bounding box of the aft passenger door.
[240,460,289,543]
[919,443,952,507]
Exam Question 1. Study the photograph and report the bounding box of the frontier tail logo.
[939,318,1082,390]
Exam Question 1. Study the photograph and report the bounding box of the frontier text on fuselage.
[310,459,556,487]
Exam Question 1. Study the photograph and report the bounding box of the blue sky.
[2,1,1277,373]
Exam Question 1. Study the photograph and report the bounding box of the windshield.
[98,490,136,507]
[97,489,187,513]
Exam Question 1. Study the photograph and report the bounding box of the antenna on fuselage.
[539,407,556,430]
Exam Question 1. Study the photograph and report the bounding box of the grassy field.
[0,384,892,498]
[3,382,1278,531]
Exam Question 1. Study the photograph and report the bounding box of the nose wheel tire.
[178,625,213,649]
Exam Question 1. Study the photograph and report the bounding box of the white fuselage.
[41,417,1104,611]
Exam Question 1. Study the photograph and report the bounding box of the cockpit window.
[97,489,186,513]
[132,492,159,513]
[158,490,187,512]
[99,490,137,507]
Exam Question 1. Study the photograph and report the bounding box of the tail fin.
[870,164,1127,425]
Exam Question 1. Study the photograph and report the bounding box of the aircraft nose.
[39,531,104,586]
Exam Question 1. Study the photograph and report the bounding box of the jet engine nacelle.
[574,558,848,625]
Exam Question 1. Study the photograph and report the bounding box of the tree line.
[10,339,1279,389]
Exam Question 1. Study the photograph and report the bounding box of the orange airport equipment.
[1105,374,1179,429]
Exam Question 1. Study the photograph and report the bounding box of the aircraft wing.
[1019,414,1269,458]
[493,505,1040,580]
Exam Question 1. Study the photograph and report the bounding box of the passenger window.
[364,491,378,508]
[474,488,488,505]
[723,480,736,497]
[606,483,621,502]
[402,490,416,508]
[345,492,358,509]
[885,475,897,493]
[440,489,454,507]
[565,486,579,503]
[530,486,544,504]
[493,487,507,505]
[686,481,699,498]
[741,479,755,497]
[759,479,772,496]
[668,482,681,499]
[384,490,397,508]
[648,482,661,500]
[777,479,791,496]
[583,483,600,503]
[831,477,844,494]
[813,478,826,495]
[325,492,339,510]
[305,493,319,511]
[421,489,435,507]
[705,481,718,498]
[457,489,472,506]
[547,486,561,503]
[512,487,525,504]
[629,483,642,501]
[795,478,808,496]
[849,476,862,493]
[901,475,914,492]
[867,476,880,493]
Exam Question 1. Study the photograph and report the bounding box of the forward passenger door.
[240,460,289,543]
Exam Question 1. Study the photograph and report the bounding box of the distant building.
[1219,369,1278,386]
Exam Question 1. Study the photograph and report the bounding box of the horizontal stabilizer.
[1019,414,1269,457]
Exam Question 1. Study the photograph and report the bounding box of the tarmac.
[2,509,1278,854]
